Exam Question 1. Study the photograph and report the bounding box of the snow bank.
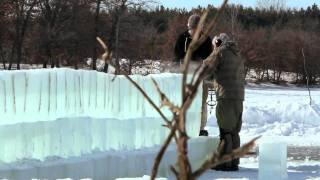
[207,83,320,146]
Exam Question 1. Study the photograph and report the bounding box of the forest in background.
[0,0,319,84]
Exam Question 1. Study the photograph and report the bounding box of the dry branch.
[97,37,171,126]
[151,123,178,179]
[181,10,209,100]
[301,48,312,106]
[151,78,180,114]
[192,136,260,178]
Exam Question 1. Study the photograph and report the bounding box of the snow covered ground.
[207,83,320,146]
[193,159,320,180]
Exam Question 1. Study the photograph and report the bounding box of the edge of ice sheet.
[0,137,219,180]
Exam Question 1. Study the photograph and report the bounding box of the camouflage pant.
[216,99,243,167]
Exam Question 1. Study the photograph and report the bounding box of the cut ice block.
[258,141,287,180]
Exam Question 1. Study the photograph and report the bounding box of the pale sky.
[158,0,320,10]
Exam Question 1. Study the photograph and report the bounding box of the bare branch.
[151,123,177,180]
[301,48,312,106]
[182,51,220,112]
[151,78,180,114]
[192,136,261,178]
[181,0,229,102]
[97,37,112,64]
[181,10,209,100]
[170,165,179,177]
[124,74,172,125]
[97,37,172,125]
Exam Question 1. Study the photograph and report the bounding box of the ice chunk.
[259,141,288,180]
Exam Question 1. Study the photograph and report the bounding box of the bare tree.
[256,0,287,11]
[38,0,73,68]
[0,1,7,69]
[7,0,38,70]
[106,0,157,74]
[98,0,258,179]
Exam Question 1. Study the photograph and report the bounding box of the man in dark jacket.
[204,33,245,171]
[174,14,212,63]
[174,14,213,136]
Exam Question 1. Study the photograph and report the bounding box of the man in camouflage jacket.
[204,33,245,171]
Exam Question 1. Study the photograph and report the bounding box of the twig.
[301,48,312,106]
[97,37,171,125]
[151,123,177,180]
[124,74,172,125]
[96,37,112,64]
[151,78,180,114]
[182,10,209,100]
[192,136,260,178]
[170,165,179,177]
[190,62,203,85]
[182,51,220,111]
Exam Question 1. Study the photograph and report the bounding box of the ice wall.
[0,137,219,180]
[0,68,201,123]
[0,68,202,163]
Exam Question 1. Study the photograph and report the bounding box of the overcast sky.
[158,0,320,10]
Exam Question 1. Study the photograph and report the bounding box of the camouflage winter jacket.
[204,41,245,100]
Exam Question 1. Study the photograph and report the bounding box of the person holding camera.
[205,33,245,171]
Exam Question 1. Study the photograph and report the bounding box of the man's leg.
[200,81,209,136]
[231,101,243,167]
[213,99,241,171]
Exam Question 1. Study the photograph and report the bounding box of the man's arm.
[202,37,213,59]
[203,49,220,72]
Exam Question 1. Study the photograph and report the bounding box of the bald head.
[187,14,201,30]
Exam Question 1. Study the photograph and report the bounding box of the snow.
[193,159,320,180]
[206,83,320,146]
[203,82,320,180]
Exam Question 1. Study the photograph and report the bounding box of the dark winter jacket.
[203,41,245,100]
[174,30,212,62]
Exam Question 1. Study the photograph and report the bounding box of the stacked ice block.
[0,68,202,163]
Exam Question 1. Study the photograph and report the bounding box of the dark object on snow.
[199,129,209,136]
[212,164,239,171]
[174,30,212,62]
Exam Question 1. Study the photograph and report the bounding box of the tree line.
[0,0,319,84]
